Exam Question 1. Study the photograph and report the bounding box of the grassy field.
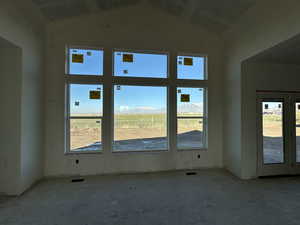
[70,114,203,150]
[263,112,300,137]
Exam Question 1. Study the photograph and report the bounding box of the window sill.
[112,149,169,154]
[177,148,208,152]
[64,150,103,155]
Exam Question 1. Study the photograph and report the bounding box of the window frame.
[65,80,104,154]
[176,53,208,80]
[64,46,208,154]
[65,45,105,154]
[112,48,170,79]
[112,84,170,153]
[176,87,208,150]
[66,45,105,76]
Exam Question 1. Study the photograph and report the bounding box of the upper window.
[114,51,168,78]
[68,48,104,76]
[177,55,206,80]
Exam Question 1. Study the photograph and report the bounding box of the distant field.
[263,112,300,137]
[70,113,203,150]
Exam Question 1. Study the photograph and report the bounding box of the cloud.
[119,106,130,112]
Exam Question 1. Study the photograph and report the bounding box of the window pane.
[70,118,102,151]
[69,48,103,75]
[296,102,300,163]
[114,51,168,78]
[262,101,284,164]
[177,88,204,117]
[177,55,205,80]
[113,85,167,151]
[177,118,203,149]
[70,84,103,117]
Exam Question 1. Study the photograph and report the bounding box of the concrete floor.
[1,170,300,225]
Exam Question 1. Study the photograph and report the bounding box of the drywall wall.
[0,0,45,195]
[241,62,300,178]
[0,41,22,195]
[223,0,300,178]
[44,3,224,177]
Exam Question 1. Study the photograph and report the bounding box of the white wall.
[0,0,45,195]
[223,0,300,178]
[44,3,224,177]
[0,41,22,195]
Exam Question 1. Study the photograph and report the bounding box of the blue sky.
[69,49,204,114]
[263,102,282,111]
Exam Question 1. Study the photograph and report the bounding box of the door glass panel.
[296,102,300,163]
[262,101,284,164]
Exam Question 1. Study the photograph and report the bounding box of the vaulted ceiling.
[248,34,300,65]
[31,0,257,33]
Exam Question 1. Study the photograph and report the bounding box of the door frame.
[289,94,300,174]
[257,92,292,176]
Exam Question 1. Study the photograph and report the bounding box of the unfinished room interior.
[2,0,300,224]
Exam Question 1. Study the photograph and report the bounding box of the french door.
[257,92,300,176]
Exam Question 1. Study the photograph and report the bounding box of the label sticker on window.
[184,57,193,66]
[123,54,133,63]
[181,94,190,102]
[89,91,101,99]
[72,54,84,63]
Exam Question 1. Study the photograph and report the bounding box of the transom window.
[68,48,104,76]
[113,51,168,78]
[177,87,205,149]
[177,55,206,80]
[65,47,207,153]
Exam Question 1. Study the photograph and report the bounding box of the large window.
[113,85,167,151]
[177,55,206,80]
[66,46,104,153]
[65,47,207,153]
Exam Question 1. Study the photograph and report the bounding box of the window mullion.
[169,51,177,152]
[102,48,113,154]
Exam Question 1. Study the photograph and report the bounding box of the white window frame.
[176,53,208,80]
[65,46,104,154]
[112,49,170,152]
[64,46,208,154]
[176,86,208,151]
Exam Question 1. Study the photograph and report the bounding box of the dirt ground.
[70,116,203,150]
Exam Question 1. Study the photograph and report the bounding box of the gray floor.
[1,170,300,225]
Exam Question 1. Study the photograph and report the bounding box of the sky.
[69,48,204,115]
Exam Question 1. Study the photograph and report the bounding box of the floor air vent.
[186,172,197,176]
[71,178,85,182]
